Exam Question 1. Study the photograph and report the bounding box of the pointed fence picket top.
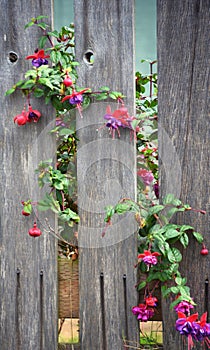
[74,0,139,348]
[0,1,57,350]
[158,1,209,349]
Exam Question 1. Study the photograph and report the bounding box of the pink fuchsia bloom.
[138,250,161,266]
[26,49,50,67]
[174,300,194,315]
[132,303,155,322]
[137,168,154,186]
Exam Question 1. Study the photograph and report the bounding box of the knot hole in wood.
[8,51,19,64]
[83,49,94,66]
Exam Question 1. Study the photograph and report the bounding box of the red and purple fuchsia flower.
[25,49,50,68]
[175,305,210,349]
[132,296,158,322]
[14,105,41,126]
[138,250,161,267]
[103,105,135,138]
[61,88,90,117]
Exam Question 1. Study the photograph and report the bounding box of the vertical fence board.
[74,0,138,349]
[157,1,209,349]
[0,1,57,350]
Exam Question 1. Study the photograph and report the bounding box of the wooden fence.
[0,1,209,350]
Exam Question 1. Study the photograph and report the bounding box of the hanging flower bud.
[63,75,73,87]
[28,222,42,237]
[14,110,28,125]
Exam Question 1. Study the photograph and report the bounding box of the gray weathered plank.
[74,0,139,349]
[0,1,57,349]
[158,0,209,349]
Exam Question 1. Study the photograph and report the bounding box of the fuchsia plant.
[6,16,209,347]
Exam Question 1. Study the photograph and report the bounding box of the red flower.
[14,106,41,126]
[61,88,90,103]
[138,250,161,266]
[25,49,50,60]
[27,105,41,123]
[14,110,28,125]
[145,296,158,307]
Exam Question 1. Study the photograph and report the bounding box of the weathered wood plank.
[0,1,57,349]
[74,0,138,349]
[157,1,209,349]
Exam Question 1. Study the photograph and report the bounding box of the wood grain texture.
[157,0,209,349]
[74,1,139,349]
[0,1,57,349]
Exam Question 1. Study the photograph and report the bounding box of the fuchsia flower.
[103,105,135,138]
[175,311,210,346]
[61,89,90,117]
[61,89,90,105]
[27,105,41,122]
[138,250,161,266]
[174,300,194,315]
[26,49,50,67]
[14,106,41,126]
[14,110,28,125]
[132,303,155,322]
[137,168,154,186]
[145,296,158,307]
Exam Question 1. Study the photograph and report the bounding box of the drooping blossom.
[138,250,161,266]
[145,296,158,307]
[27,105,41,122]
[61,88,90,117]
[132,303,155,322]
[103,105,135,138]
[14,110,28,125]
[175,311,210,346]
[25,49,50,67]
[174,300,194,315]
[137,168,154,186]
[14,106,41,126]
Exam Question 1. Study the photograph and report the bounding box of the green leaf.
[170,286,180,294]
[5,88,15,96]
[21,79,35,89]
[180,225,194,232]
[95,93,108,100]
[100,86,110,92]
[104,205,115,222]
[39,36,47,49]
[161,285,171,298]
[114,202,132,214]
[162,194,175,205]
[175,277,183,285]
[164,229,180,240]
[24,21,35,29]
[36,15,48,20]
[38,78,54,90]
[180,233,189,248]
[137,281,147,291]
[47,30,59,38]
[37,22,49,30]
[33,88,44,98]
[59,128,75,136]
[167,247,182,263]
[148,205,164,215]
[192,231,204,243]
